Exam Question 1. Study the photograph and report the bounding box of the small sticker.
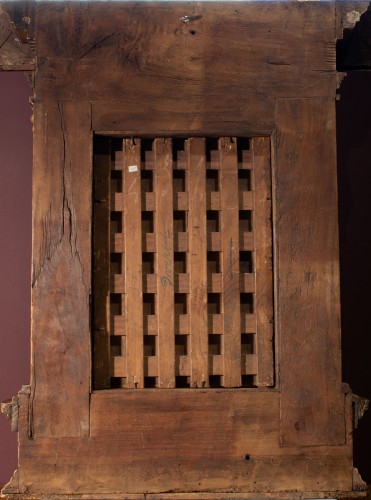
[128,165,138,173]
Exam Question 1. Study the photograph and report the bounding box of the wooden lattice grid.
[93,136,274,390]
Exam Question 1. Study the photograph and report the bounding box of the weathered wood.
[276,98,344,446]
[1,1,359,498]
[92,97,276,138]
[31,101,91,437]
[123,139,144,389]
[188,138,208,388]
[252,137,274,388]
[154,138,175,388]
[220,138,241,387]
[9,390,353,496]
[34,2,336,102]
[92,137,111,390]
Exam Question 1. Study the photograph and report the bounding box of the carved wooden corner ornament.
[0,1,369,498]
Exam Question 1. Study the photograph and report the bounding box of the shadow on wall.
[337,70,371,484]
[0,73,32,484]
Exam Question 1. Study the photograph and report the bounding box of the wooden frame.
[0,1,368,498]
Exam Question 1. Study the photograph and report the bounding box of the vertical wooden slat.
[92,137,111,389]
[252,137,274,387]
[154,138,175,388]
[277,99,344,446]
[188,138,208,388]
[31,101,91,436]
[220,137,241,387]
[123,138,144,389]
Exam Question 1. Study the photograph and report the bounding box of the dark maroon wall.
[337,71,371,484]
[0,73,32,485]
[0,71,370,486]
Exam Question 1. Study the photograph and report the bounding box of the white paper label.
[128,165,138,173]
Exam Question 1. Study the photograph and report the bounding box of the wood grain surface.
[276,98,344,446]
[31,101,91,438]
[0,1,358,498]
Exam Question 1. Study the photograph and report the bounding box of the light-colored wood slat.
[176,355,190,376]
[112,233,124,253]
[144,356,158,377]
[143,273,157,294]
[241,314,256,333]
[220,137,241,387]
[113,192,123,211]
[123,138,144,389]
[176,314,190,335]
[111,356,127,377]
[154,138,175,388]
[113,274,125,294]
[208,273,222,293]
[242,354,258,375]
[207,192,221,210]
[112,316,125,335]
[208,314,223,334]
[174,232,188,252]
[188,138,208,388]
[209,355,223,375]
[239,191,254,210]
[144,192,155,211]
[207,232,221,251]
[174,273,189,293]
[144,315,157,335]
[240,273,255,292]
[252,137,274,387]
[240,231,254,250]
[174,192,188,210]
[93,139,111,390]
[143,233,156,252]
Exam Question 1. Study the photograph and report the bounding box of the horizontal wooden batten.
[174,192,188,211]
[209,355,223,375]
[207,192,221,210]
[240,273,255,292]
[111,356,127,378]
[242,354,258,376]
[112,316,125,336]
[144,356,158,377]
[143,274,157,294]
[240,191,254,210]
[176,355,190,377]
[176,314,190,335]
[241,314,257,334]
[207,232,221,251]
[240,232,254,251]
[113,274,125,294]
[144,315,158,336]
